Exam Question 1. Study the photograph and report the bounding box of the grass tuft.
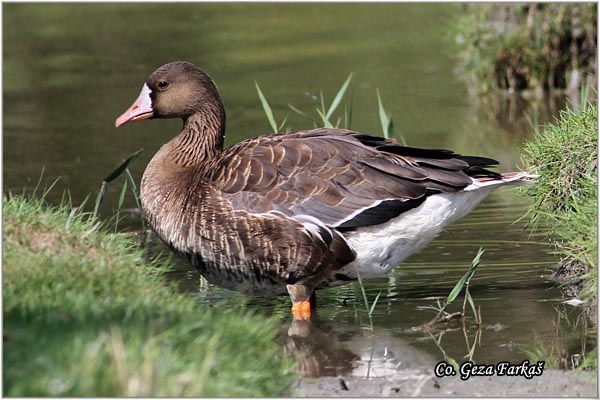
[520,100,597,310]
[3,193,295,396]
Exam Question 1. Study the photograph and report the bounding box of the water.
[4,3,591,377]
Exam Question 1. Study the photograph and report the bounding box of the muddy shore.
[294,369,597,397]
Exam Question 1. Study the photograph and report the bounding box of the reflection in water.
[285,318,359,377]
[472,91,588,136]
[284,316,436,378]
[281,300,591,379]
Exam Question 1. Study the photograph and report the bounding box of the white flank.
[338,173,533,279]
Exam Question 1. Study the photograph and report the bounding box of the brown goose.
[116,61,532,317]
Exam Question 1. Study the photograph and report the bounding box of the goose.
[115,61,533,318]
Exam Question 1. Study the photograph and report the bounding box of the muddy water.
[4,3,592,377]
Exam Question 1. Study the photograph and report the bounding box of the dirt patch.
[294,369,597,397]
[28,230,63,255]
[4,218,104,259]
[4,219,63,256]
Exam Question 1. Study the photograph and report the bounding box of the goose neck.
[170,105,226,167]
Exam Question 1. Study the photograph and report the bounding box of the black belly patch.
[334,273,357,282]
[337,198,426,230]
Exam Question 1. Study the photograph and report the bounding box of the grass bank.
[453,3,597,94]
[520,100,597,308]
[3,193,295,396]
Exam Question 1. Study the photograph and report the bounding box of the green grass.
[520,100,597,307]
[3,193,295,397]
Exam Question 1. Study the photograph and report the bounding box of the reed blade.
[255,82,278,133]
[103,149,143,183]
[326,73,354,121]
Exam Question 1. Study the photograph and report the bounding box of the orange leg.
[291,299,312,319]
[287,284,316,320]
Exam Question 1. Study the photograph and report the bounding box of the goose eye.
[158,81,169,89]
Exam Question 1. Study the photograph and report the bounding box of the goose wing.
[209,128,499,229]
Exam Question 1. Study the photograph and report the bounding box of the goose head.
[115,61,223,127]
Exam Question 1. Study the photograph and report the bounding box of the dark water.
[4,3,592,377]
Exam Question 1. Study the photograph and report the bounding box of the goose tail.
[465,171,538,191]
